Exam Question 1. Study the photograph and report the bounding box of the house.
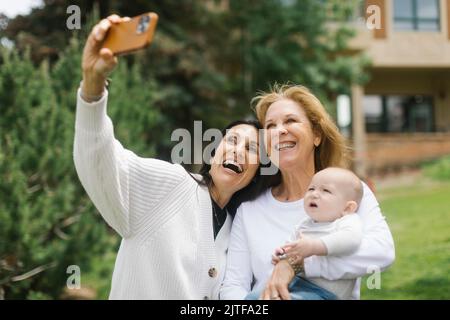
[349,0,450,177]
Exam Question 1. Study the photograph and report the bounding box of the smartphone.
[102,12,158,56]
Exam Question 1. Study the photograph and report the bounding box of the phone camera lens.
[137,15,150,34]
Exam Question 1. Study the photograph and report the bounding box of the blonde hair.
[252,84,350,172]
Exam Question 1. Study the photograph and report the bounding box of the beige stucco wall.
[346,1,450,175]
[350,0,450,67]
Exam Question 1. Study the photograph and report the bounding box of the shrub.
[423,155,450,181]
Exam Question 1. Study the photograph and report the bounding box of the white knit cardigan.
[73,89,231,299]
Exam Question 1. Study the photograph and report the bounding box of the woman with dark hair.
[195,119,268,218]
[74,15,266,299]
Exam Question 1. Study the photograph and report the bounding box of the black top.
[211,197,227,240]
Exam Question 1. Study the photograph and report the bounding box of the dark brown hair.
[192,120,270,216]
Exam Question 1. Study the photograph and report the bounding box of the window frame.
[393,0,441,32]
[363,94,436,133]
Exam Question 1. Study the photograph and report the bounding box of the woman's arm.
[220,207,254,299]
[74,91,186,238]
[74,15,186,238]
[303,182,395,280]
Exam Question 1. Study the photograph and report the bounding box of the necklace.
[212,203,220,226]
[211,199,226,238]
[212,201,222,226]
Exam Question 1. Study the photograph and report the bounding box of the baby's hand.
[282,235,327,259]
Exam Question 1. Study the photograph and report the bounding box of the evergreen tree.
[0,36,162,299]
[3,0,369,138]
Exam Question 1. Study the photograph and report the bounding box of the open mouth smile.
[275,142,296,151]
[222,159,243,174]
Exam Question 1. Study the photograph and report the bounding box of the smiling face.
[209,124,260,196]
[304,168,362,222]
[263,99,321,171]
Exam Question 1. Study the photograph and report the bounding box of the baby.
[246,167,364,300]
[278,167,364,300]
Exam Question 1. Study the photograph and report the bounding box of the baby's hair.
[320,167,364,209]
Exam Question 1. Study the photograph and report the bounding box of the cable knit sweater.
[73,89,231,300]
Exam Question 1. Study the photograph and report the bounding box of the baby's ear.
[343,201,358,215]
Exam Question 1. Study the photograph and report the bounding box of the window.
[394,0,440,31]
[363,95,435,133]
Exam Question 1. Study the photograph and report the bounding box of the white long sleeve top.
[220,184,395,300]
[290,214,363,299]
[293,214,363,257]
[73,89,231,299]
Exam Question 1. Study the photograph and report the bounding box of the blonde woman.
[220,85,395,300]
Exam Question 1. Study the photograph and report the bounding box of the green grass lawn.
[361,178,450,299]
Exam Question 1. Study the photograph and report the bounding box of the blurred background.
[0,0,449,299]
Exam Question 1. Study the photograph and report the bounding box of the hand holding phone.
[102,12,158,56]
[81,13,158,101]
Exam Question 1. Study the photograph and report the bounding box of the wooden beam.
[447,0,450,40]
